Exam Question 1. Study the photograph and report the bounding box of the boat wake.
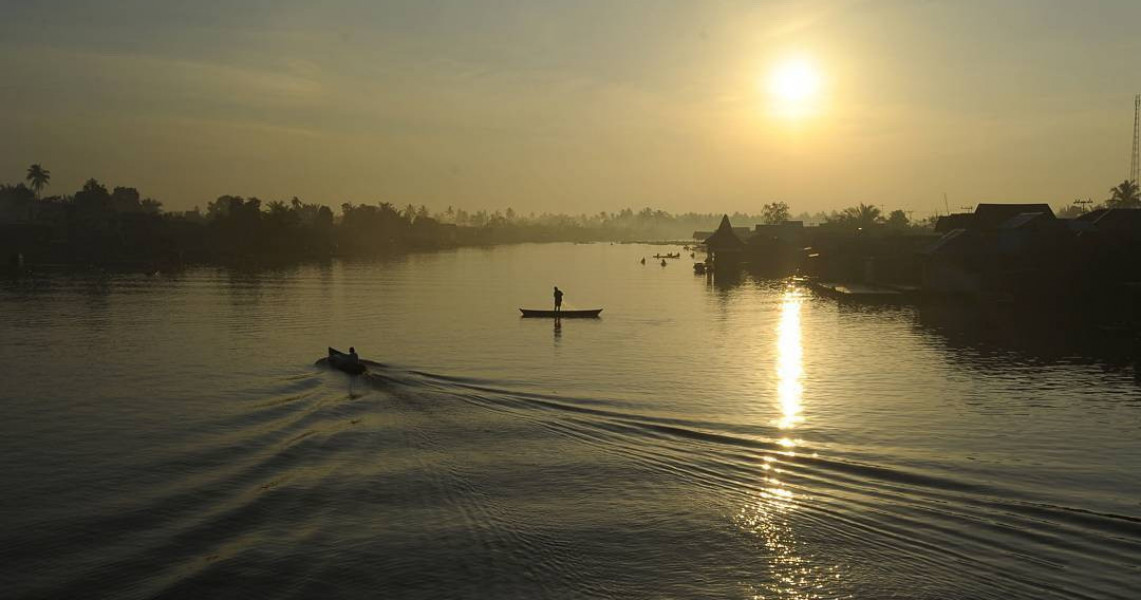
[317,361,1141,599]
[15,359,1138,599]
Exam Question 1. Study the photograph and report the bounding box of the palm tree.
[25,164,50,196]
[836,203,882,226]
[1106,180,1141,209]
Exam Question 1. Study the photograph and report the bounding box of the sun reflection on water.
[777,286,804,431]
[734,284,846,599]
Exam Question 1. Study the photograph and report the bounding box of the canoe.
[328,346,367,375]
[519,308,602,318]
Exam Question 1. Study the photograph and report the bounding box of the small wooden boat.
[328,346,366,375]
[519,308,602,318]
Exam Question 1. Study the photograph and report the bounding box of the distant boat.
[519,308,602,318]
[327,346,367,375]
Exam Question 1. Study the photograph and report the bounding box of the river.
[2,242,1139,599]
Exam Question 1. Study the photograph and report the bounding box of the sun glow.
[764,57,823,119]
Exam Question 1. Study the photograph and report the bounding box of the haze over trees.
[1,166,795,266]
[1053,181,1139,218]
[825,203,883,228]
[17,163,1137,268]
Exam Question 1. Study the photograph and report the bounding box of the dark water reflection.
[2,244,1140,599]
[915,301,1141,376]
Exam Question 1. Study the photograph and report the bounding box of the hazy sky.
[3,0,1141,215]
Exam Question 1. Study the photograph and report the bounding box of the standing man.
[553,286,564,313]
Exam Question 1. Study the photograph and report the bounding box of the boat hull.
[519,309,602,318]
[327,346,367,375]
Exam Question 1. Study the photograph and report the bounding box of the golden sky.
[3,0,1140,216]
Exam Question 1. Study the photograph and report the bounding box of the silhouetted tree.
[70,179,116,258]
[0,183,36,222]
[205,195,264,258]
[1106,180,1140,209]
[3,167,820,262]
[826,203,883,228]
[761,202,790,224]
[885,209,910,229]
[141,198,163,215]
[111,186,142,213]
[25,164,50,197]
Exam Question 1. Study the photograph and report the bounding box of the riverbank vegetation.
[10,164,1121,268]
[1,167,783,267]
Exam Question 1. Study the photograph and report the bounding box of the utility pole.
[1132,94,1140,185]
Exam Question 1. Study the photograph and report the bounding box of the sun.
[768,59,821,102]
[764,58,823,119]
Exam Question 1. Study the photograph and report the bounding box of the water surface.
[2,243,1140,599]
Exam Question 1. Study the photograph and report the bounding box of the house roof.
[935,204,1057,232]
[1078,208,1141,233]
[1076,209,1107,222]
[973,203,1055,229]
[704,215,746,249]
[754,221,804,231]
[998,212,1054,230]
[934,213,975,233]
[1064,218,1097,234]
[922,228,977,256]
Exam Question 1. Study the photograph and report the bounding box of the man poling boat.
[519,286,601,318]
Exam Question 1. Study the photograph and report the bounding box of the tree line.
[0,165,780,266]
[760,201,922,231]
[13,163,1125,268]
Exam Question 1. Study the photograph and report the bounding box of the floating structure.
[702,215,746,268]
[809,281,905,302]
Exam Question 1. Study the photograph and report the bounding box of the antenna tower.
[1132,94,1140,185]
